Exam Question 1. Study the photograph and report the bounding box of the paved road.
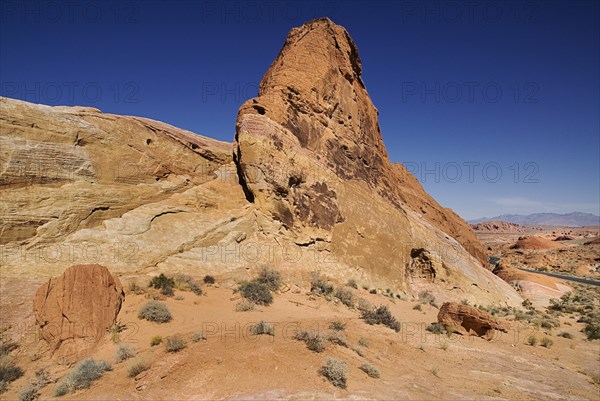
[513,266,600,287]
[489,256,600,287]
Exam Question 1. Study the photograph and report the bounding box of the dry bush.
[138,300,172,323]
[320,358,348,388]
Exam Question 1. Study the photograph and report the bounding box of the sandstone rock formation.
[510,236,563,250]
[437,302,508,338]
[0,97,230,248]
[33,264,124,359]
[235,17,486,266]
[1,18,523,307]
[471,221,526,233]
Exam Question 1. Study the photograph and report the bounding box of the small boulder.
[34,264,124,359]
[437,302,508,339]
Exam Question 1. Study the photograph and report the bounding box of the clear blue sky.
[1,1,598,220]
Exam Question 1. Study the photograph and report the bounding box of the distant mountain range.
[469,212,600,227]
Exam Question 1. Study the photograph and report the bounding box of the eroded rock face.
[437,302,508,338]
[33,264,124,358]
[1,18,522,308]
[0,97,230,246]
[235,17,486,266]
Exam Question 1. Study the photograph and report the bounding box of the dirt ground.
[2,273,599,401]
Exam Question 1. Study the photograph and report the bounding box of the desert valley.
[1,15,599,401]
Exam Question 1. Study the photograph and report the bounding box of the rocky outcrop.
[0,97,230,246]
[0,18,523,307]
[33,264,124,359]
[437,302,508,339]
[510,236,563,250]
[471,221,526,233]
[234,17,486,266]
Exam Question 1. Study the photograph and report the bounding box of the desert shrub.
[19,384,39,401]
[115,344,136,363]
[310,272,333,295]
[440,341,449,351]
[251,321,275,336]
[239,281,273,305]
[165,336,186,353]
[235,300,255,312]
[0,342,18,357]
[107,320,128,343]
[320,358,348,388]
[0,356,23,387]
[426,323,447,335]
[34,369,51,388]
[527,335,538,346]
[149,273,175,296]
[360,305,401,332]
[192,332,207,342]
[413,304,422,311]
[359,363,380,378]
[418,290,436,305]
[173,274,202,295]
[357,298,372,312]
[55,358,111,396]
[138,300,172,323]
[203,275,216,284]
[294,330,326,353]
[174,295,184,301]
[54,382,71,397]
[329,321,346,331]
[584,322,600,340]
[334,287,354,308]
[255,267,282,291]
[327,331,348,347]
[540,337,553,348]
[369,289,377,294]
[346,279,358,289]
[558,331,573,339]
[127,359,150,378]
[548,293,577,313]
[358,338,369,347]
[522,299,534,310]
[128,280,144,294]
[150,335,163,346]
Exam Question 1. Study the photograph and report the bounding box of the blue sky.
[1,0,598,220]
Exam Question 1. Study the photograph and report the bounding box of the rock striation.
[33,264,124,358]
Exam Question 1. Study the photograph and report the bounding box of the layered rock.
[0,97,230,247]
[235,17,486,266]
[33,264,124,358]
[437,302,508,338]
[234,17,517,303]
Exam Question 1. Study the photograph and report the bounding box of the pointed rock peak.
[262,17,365,92]
[235,18,487,267]
[238,17,387,184]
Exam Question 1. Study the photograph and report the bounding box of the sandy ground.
[476,226,600,279]
[2,275,599,401]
